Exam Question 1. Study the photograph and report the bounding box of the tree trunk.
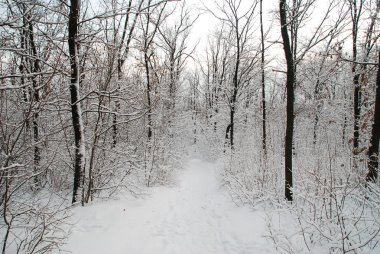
[260,0,267,157]
[280,0,295,202]
[366,50,380,183]
[230,29,240,150]
[28,14,41,188]
[113,0,142,147]
[313,79,320,145]
[144,51,153,140]
[69,0,86,205]
[351,0,361,156]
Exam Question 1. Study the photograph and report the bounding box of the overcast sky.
[182,0,354,72]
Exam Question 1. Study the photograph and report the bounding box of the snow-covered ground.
[64,159,276,254]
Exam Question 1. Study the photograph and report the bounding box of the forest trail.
[65,159,275,254]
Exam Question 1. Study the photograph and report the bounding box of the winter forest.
[1,0,380,253]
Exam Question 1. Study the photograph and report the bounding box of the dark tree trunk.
[229,103,235,149]
[68,0,85,205]
[313,80,320,145]
[366,50,380,183]
[27,14,41,188]
[351,0,361,156]
[143,1,153,141]
[229,32,240,150]
[144,51,153,140]
[20,11,29,130]
[260,0,267,157]
[280,0,295,202]
[342,91,348,145]
[353,72,361,153]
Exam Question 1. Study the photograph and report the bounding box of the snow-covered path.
[65,159,275,254]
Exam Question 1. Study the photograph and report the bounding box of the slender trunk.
[169,51,176,109]
[2,161,10,254]
[353,73,361,153]
[216,54,227,132]
[342,91,348,145]
[229,104,235,148]
[143,1,152,140]
[230,26,240,150]
[366,50,380,183]
[113,0,137,147]
[260,0,267,157]
[193,100,197,144]
[144,52,153,140]
[280,0,295,202]
[141,0,164,141]
[313,80,320,145]
[351,1,361,156]
[69,0,86,205]
[28,14,41,188]
[313,112,319,144]
[20,12,29,130]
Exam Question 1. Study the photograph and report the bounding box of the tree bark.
[27,12,41,188]
[351,0,362,155]
[68,0,86,205]
[229,21,240,150]
[144,51,153,140]
[366,50,380,183]
[280,0,295,202]
[260,0,267,157]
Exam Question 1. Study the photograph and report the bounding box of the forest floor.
[64,158,276,254]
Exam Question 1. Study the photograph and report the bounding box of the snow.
[64,159,276,254]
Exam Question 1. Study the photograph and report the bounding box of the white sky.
[186,0,280,61]
[181,0,360,72]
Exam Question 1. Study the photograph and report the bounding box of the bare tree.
[158,2,197,113]
[140,0,167,140]
[113,0,145,147]
[279,0,295,202]
[68,0,86,205]
[279,0,345,201]
[202,25,230,132]
[205,0,258,150]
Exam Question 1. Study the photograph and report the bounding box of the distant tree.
[206,0,258,150]
[141,0,167,141]
[113,0,145,147]
[202,25,230,132]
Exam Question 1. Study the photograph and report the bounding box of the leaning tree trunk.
[366,50,380,183]
[68,0,86,205]
[280,0,295,202]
